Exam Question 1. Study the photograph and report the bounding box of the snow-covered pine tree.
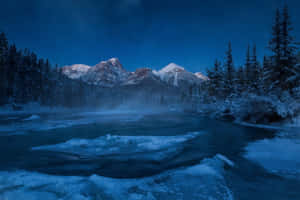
[223,42,235,96]
[280,4,298,93]
[250,44,261,92]
[236,65,245,94]
[206,66,215,96]
[244,44,252,90]
[213,59,224,98]
[262,56,272,93]
[206,59,224,98]
[267,8,282,92]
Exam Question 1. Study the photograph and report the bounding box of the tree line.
[205,4,300,101]
[0,35,107,108]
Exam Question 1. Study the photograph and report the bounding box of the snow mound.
[244,137,300,180]
[0,154,234,200]
[23,115,40,121]
[32,132,204,160]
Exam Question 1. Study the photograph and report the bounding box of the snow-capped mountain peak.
[61,64,91,79]
[62,59,207,88]
[98,58,123,68]
[83,58,129,87]
[160,63,185,73]
[153,63,205,87]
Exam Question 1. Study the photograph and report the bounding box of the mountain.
[122,68,164,86]
[62,58,129,87]
[83,58,129,87]
[62,59,208,88]
[153,63,207,87]
[61,64,91,79]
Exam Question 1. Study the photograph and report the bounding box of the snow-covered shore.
[195,94,300,128]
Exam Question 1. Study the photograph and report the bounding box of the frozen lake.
[0,111,299,200]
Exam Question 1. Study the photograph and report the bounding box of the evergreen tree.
[250,44,261,91]
[206,59,224,97]
[236,66,245,93]
[223,42,235,96]
[280,4,298,92]
[269,9,282,66]
[244,44,252,89]
[267,5,298,93]
[0,32,9,104]
[6,44,18,99]
[262,56,272,92]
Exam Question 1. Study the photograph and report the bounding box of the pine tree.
[262,56,272,92]
[244,44,252,89]
[0,32,9,104]
[269,9,282,66]
[6,44,18,99]
[280,4,298,92]
[250,44,260,91]
[224,42,235,96]
[206,59,224,98]
[267,5,298,93]
[236,66,245,93]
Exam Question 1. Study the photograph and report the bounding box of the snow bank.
[198,93,300,124]
[244,136,300,180]
[32,132,204,161]
[0,154,234,200]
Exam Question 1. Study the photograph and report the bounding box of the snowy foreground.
[0,154,234,200]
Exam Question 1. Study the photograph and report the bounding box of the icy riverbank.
[0,154,234,200]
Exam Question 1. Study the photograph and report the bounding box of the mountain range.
[62,58,208,89]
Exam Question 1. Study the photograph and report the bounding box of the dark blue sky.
[0,0,299,72]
